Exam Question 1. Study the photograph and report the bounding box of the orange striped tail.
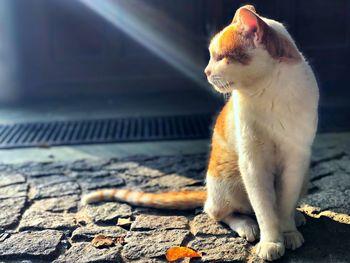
[81,189,207,210]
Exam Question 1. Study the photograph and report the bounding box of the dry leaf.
[166,246,201,262]
[117,217,132,227]
[91,234,114,248]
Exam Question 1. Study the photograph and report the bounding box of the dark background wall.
[11,0,209,99]
[2,0,350,129]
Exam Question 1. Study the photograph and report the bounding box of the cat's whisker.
[217,79,224,90]
[223,82,228,92]
[224,80,230,91]
[222,80,230,93]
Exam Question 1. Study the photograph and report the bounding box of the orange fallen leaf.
[166,246,201,262]
[91,234,114,248]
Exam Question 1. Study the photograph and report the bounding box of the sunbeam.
[77,0,207,87]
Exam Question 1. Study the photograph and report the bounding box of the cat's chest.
[239,102,294,135]
[236,100,314,156]
[231,88,317,150]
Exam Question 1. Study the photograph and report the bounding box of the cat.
[82,5,319,261]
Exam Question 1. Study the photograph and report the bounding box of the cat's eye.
[215,54,225,61]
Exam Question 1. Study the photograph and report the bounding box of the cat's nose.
[204,67,211,77]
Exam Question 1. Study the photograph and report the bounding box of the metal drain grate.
[0,114,213,149]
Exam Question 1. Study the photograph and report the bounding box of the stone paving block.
[120,155,158,163]
[71,224,127,242]
[0,230,63,259]
[0,197,26,229]
[143,174,202,190]
[188,235,251,262]
[310,160,339,180]
[141,155,207,179]
[312,172,350,191]
[0,232,10,242]
[122,229,190,260]
[337,155,350,173]
[0,163,12,172]
[28,174,73,186]
[68,170,111,179]
[15,161,60,173]
[53,242,122,263]
[24,169,65,178]
[69,160,110,172]
[0,259,48,263]
[311,146,345,163]
[0,173,26,188]
[124,258,167,263]
[77,203,132,224]
[301,189,350,214]
[31,181,80,199]
[0,183,27,199]
[31,195,80,213]
[105,162,139,172]
[190,213,232,236]
[16,161,67,177]
[79,176,125,192]
[119,174,149,189]
[141,156,178,172]
[131,214,188,231]
[19,208,76,231]
[124,166,165,178]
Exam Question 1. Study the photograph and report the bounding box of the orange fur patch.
[208,100,240,179]
[214,98,230,141]
[213,26,253,65]
[122,190,131,200]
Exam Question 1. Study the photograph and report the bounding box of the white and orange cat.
[82,5,319,261]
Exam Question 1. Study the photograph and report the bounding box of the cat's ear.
[240,5,256,13]
[232,6,265,45]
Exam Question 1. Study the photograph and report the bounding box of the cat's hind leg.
[222,214,259,242]
[204,174,259,242]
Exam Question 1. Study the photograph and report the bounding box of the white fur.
[204,16,319,261]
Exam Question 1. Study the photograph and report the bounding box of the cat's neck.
[235,64,279,98]
[233,61,305,105]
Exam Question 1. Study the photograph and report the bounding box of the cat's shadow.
[277,215,350,263]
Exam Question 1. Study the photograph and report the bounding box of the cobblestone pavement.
[0,137,350,262]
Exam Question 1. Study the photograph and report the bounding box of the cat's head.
[205,5,302,93]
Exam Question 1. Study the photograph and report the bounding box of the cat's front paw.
[284,230,304,250]
[256,241,285,261]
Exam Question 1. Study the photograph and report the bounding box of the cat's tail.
[81,189,207,210]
